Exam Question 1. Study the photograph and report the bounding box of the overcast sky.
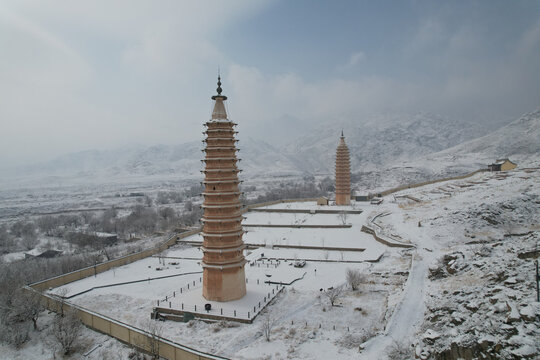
[1,0,539,168]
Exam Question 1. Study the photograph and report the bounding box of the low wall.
[242,198,319,214]
[379,169,487,197]
[247,208,362,214]
[361,225,415,249]
[26,287,226,360]
[243,224,352,229]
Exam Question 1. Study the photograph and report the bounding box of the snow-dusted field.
[33,164,540,359]
[43,199,410,359]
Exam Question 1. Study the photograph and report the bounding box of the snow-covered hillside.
[283,113,494,174]
[2,110,538,190]
[428,109,540,164]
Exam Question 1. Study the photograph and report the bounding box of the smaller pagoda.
[335,131,351,205]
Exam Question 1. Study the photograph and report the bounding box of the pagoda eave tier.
[203,179,241,184]
[205,121,237,126]
[201,204,242,209]
[201,158,239,162]
[201,259,247,270]
[201,216,244,222]
[201,230,244,237]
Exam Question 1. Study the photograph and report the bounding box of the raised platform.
[154,276,284,323]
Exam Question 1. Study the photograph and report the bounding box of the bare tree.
[21,231,38,250]
[51,308,82,355]
[261,313,275,342]
[324,285,344,307]
[13,288,45,330]
[387,339,413,359]
[338,211,348,225]
[53,288,69,317]
[0,225,14,252]
[346,268,363,291]
[144,319,163,359]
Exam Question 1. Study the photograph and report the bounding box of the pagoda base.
[203,266,247,302]
[335,193,351,205]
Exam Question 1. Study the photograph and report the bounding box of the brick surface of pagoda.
[335,131,351,205]
[201,76,247,302]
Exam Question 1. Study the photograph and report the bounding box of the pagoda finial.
[216,74,222,95]
[212,70,227,100]
[341,129,344,138]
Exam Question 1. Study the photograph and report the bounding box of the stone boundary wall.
[241,198,319,214]
[361,225,415,249]
[248,208,362,214]
[378,169,487,197]
[25,286,226,360]
[243,224,352,229]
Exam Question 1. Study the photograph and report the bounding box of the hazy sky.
[1,0,539,168]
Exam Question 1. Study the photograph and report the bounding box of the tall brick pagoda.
[201,76,247,302]
[335,131,351,205]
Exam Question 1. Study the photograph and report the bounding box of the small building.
[317,196,329,206]
[488,159,517,172]
[25,249,62,259]
[94,232,118,245]
[355,195,370,202]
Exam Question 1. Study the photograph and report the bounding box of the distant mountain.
[434,109,540,161]
[283,113,495,174]
[2,110,538,190]
[377,109,540,192]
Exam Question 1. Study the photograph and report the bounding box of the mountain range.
[2,110,538,189]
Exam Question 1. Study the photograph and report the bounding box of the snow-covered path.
[359,216,437,359]
[359,253,428,358]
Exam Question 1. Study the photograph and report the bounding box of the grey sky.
[0,0,539,168]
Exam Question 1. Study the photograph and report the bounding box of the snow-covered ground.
[360,165,540,359]
[0,311,136,360]
[28,164,540,359]
[43,199,410,359]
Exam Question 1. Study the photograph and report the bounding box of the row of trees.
[0,199,204,254]
[0,252,102,351]
[244,177,334,205]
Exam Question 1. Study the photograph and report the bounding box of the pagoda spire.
[335,131,351,205]
[211,75,228,120]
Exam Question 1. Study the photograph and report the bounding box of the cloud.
[348,51,366,66]
[0,1,274,168]
[227,63,419,139]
